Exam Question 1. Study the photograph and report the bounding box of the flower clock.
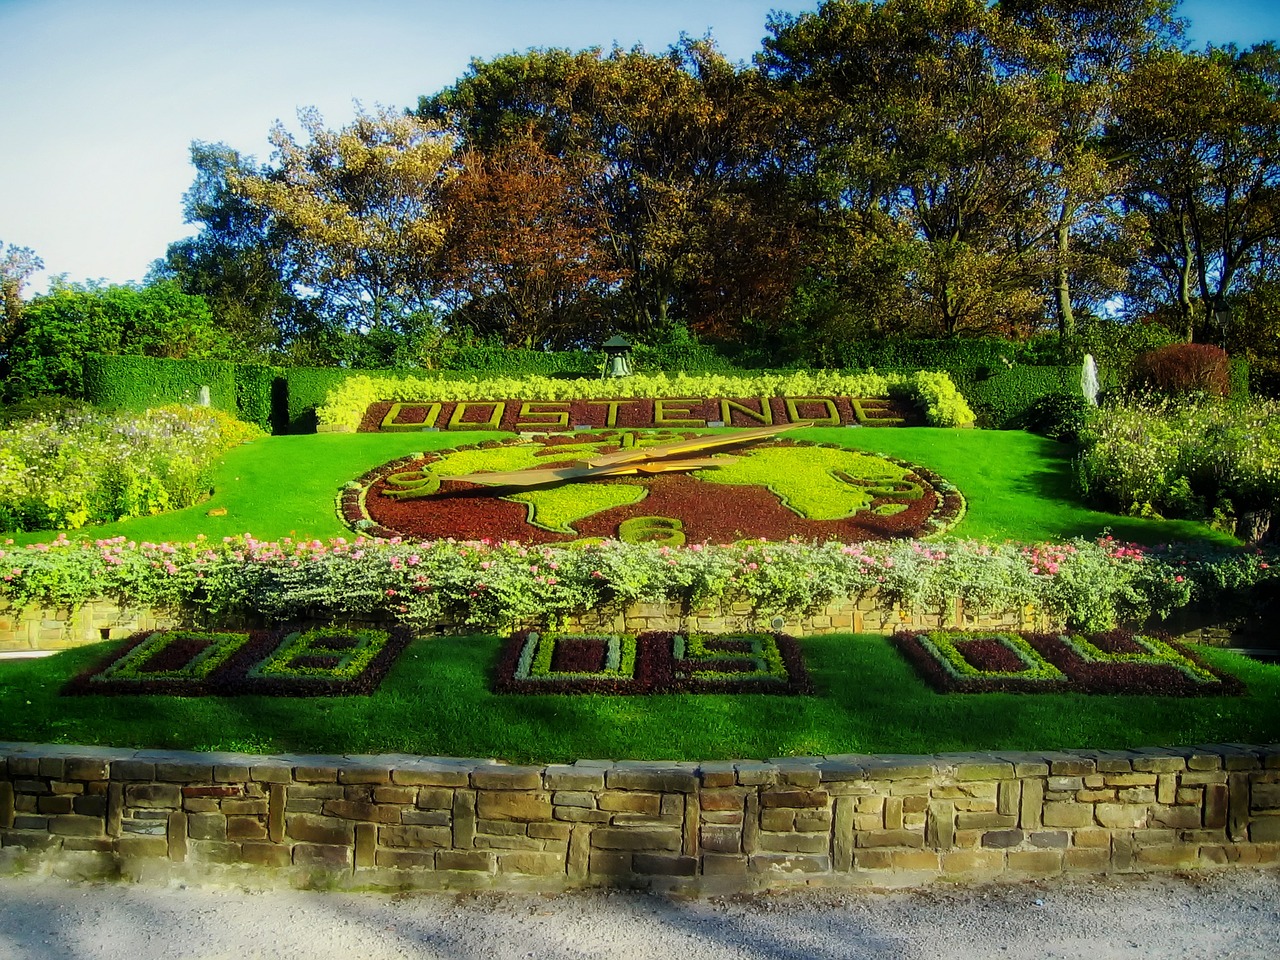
[340,423,965,545]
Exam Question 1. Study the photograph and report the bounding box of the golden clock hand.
[584,419,813,468]
[435,420,811,489]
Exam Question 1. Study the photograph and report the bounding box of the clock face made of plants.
[340,428,965,546]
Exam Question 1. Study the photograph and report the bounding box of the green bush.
[1020,392,1093,444]
[83,354,239,414]
[960,366,1085,428]
[4,281,233,401]
[0,405,263,532]
[832,337,1022,375]
[1076,395,1280,518]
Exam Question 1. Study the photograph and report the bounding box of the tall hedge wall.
[83,354,279,432]
[82,355,240,415]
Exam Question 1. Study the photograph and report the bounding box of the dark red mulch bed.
[492,630,812,696]
[893,629,1245,696]
[954,637,1028,673]
[348,436,962,545]
[361,397,924,433]
[550,635,609,673]
[63,625,415,698]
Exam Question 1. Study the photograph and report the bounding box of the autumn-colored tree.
[230,106,457,334]
[437,141,625,348]
[422,39,792,340]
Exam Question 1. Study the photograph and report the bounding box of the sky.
[2,0,1278,293]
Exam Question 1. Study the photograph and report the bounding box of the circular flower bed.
[342,431,965,545]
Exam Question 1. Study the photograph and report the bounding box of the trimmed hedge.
[84,354,280,432]
[83,355,239,415]
[958,366,1101,429]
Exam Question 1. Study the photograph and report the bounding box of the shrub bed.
[63,625,414,697]
[0,405,263,531]
[1076,395,1280,520]
[893,628,1245,695]
[493,630,811,695]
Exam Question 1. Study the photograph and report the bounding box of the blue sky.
[1,0,1277,291]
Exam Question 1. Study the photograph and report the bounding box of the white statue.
[1081,354,1099,406]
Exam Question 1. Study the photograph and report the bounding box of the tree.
[437,140,625,348]
[997,0,1181,338]
[422,39,792,340]
[230,105,457,335]
[762,0,1050,337]
[1111,44,1280,342]
[154,142,302,358]
[0,240,43,340]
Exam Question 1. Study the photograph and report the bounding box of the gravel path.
[0,870,1275,959]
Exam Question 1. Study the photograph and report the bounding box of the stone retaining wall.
[2,743,1277,892]
[0,595,1054,654]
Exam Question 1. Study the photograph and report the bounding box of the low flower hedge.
[316,370,977,431]
[1,533,1274,633]
[493,630,811,695]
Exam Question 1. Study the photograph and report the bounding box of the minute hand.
[582,419,813,468]
[441,420,812,489]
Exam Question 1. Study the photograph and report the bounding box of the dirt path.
[0,870,1275,959]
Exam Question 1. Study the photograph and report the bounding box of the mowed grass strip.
[2,634,1275,763]
[9,428,1233,546]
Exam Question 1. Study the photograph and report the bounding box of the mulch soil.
[892,629,1245,696]
[63,625,415,698]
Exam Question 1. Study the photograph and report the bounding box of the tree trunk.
[1053,221,1075,340]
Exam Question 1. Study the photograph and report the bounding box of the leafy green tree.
[154,141,303,358]
[762,0,1050,337]
[229,105,457,338]
[997,0,1181,338]
[4,280,231,400]
[0,240,43,341]
[1111,44,1280,342]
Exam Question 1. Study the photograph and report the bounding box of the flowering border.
[64,625,414,697]
[894,628,1245,696]
[493,630,811,695]
[3,532,1275,634]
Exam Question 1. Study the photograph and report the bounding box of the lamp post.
[601,335,634,379]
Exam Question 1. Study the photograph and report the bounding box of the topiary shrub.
[1131,343,1230,397]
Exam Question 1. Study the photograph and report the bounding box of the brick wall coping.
[3,741,1278,893]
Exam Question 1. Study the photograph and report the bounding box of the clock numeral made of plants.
[340,423,965,545]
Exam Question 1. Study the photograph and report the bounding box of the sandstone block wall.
[2,743,1277,892]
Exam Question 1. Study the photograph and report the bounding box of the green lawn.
[9,427,1234,546]
[2,634,1275,762]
